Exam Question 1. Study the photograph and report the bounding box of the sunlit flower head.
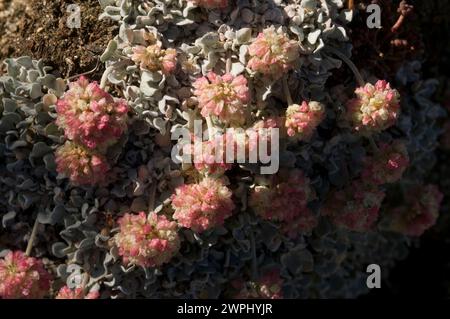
[171,177,235,232]
[131,43,177,74]
[56,286,100,299]
[0,251,51,299]
[285,101,325,141]
[55,141,110,186]
[114,211,180,268]
[346,80,400,133]
[193,72,249,125]
[56,76,128,150]
[248,27,299,78]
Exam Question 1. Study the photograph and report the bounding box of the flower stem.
[391,15,405,33]
[327,46,365,87]
[226,57,232,74]
[282,75,293,105]
[206,116,216,140]
[148,183,157,215]
[65,57,100,82]
[392,1,413,33]
[25,217,40,257]
[81,273,90,289]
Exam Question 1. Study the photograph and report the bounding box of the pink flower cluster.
[114,212,180,268]
[234,270,284,299]
[184,118,281,175]
[322,181,386,232]
[361,140,409,185]
[0,251,51,299]
[55,141,110,186]
[55,77,128,185]
[131,43,177,74]
[388,185,443,236]
[285,101,325,141]
[248,27,299,78]
[56,76,128,150]
[249,170,317,237]
[185,137,233,175]
[346,80,401,133]
[189,0,228,8]
[171,177,235,233]
[193,72,249,125]
[56,286,100,299]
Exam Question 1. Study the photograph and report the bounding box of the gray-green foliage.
[0,0,445,298]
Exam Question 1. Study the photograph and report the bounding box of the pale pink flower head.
[186,136,233,176]
[193,72,249,125]
[56,286,100,299]
[55,141,110,186]
[322,181,386,232]
[234,270,284,299]
[0,251,51,299]
[388,185,443,237]
[249,169,317,237]
[285,101,325,141]
[56,76,128,150]
[171,177,235,233]
[346,80,401,134]
[247,27,299,78]
[114,211,180,268]
[361,140,409,185]
[131,43,177,74]
[189,0,228,8]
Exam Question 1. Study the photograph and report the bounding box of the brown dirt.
[0,0,118,78]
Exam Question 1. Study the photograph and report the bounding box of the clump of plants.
[0,0,446,299]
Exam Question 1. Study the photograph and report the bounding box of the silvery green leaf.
[30,142,52,157]
[43,153,56,171]
[308,29,322,45]
[16,56,33,69]
[235,28,252,44]
[301,0,317,10]
[230,62,245,76]
[38,205,66,225]
[101,40,118,62]
[0,113,22,132]
[9,140,28,150]
[153,117,167,134]
[140,80,159,97]
[141,70,162,83]
[2,211,16,228]
[27,70,40,83]
[98,0,116,8]
[52,242,70,258]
